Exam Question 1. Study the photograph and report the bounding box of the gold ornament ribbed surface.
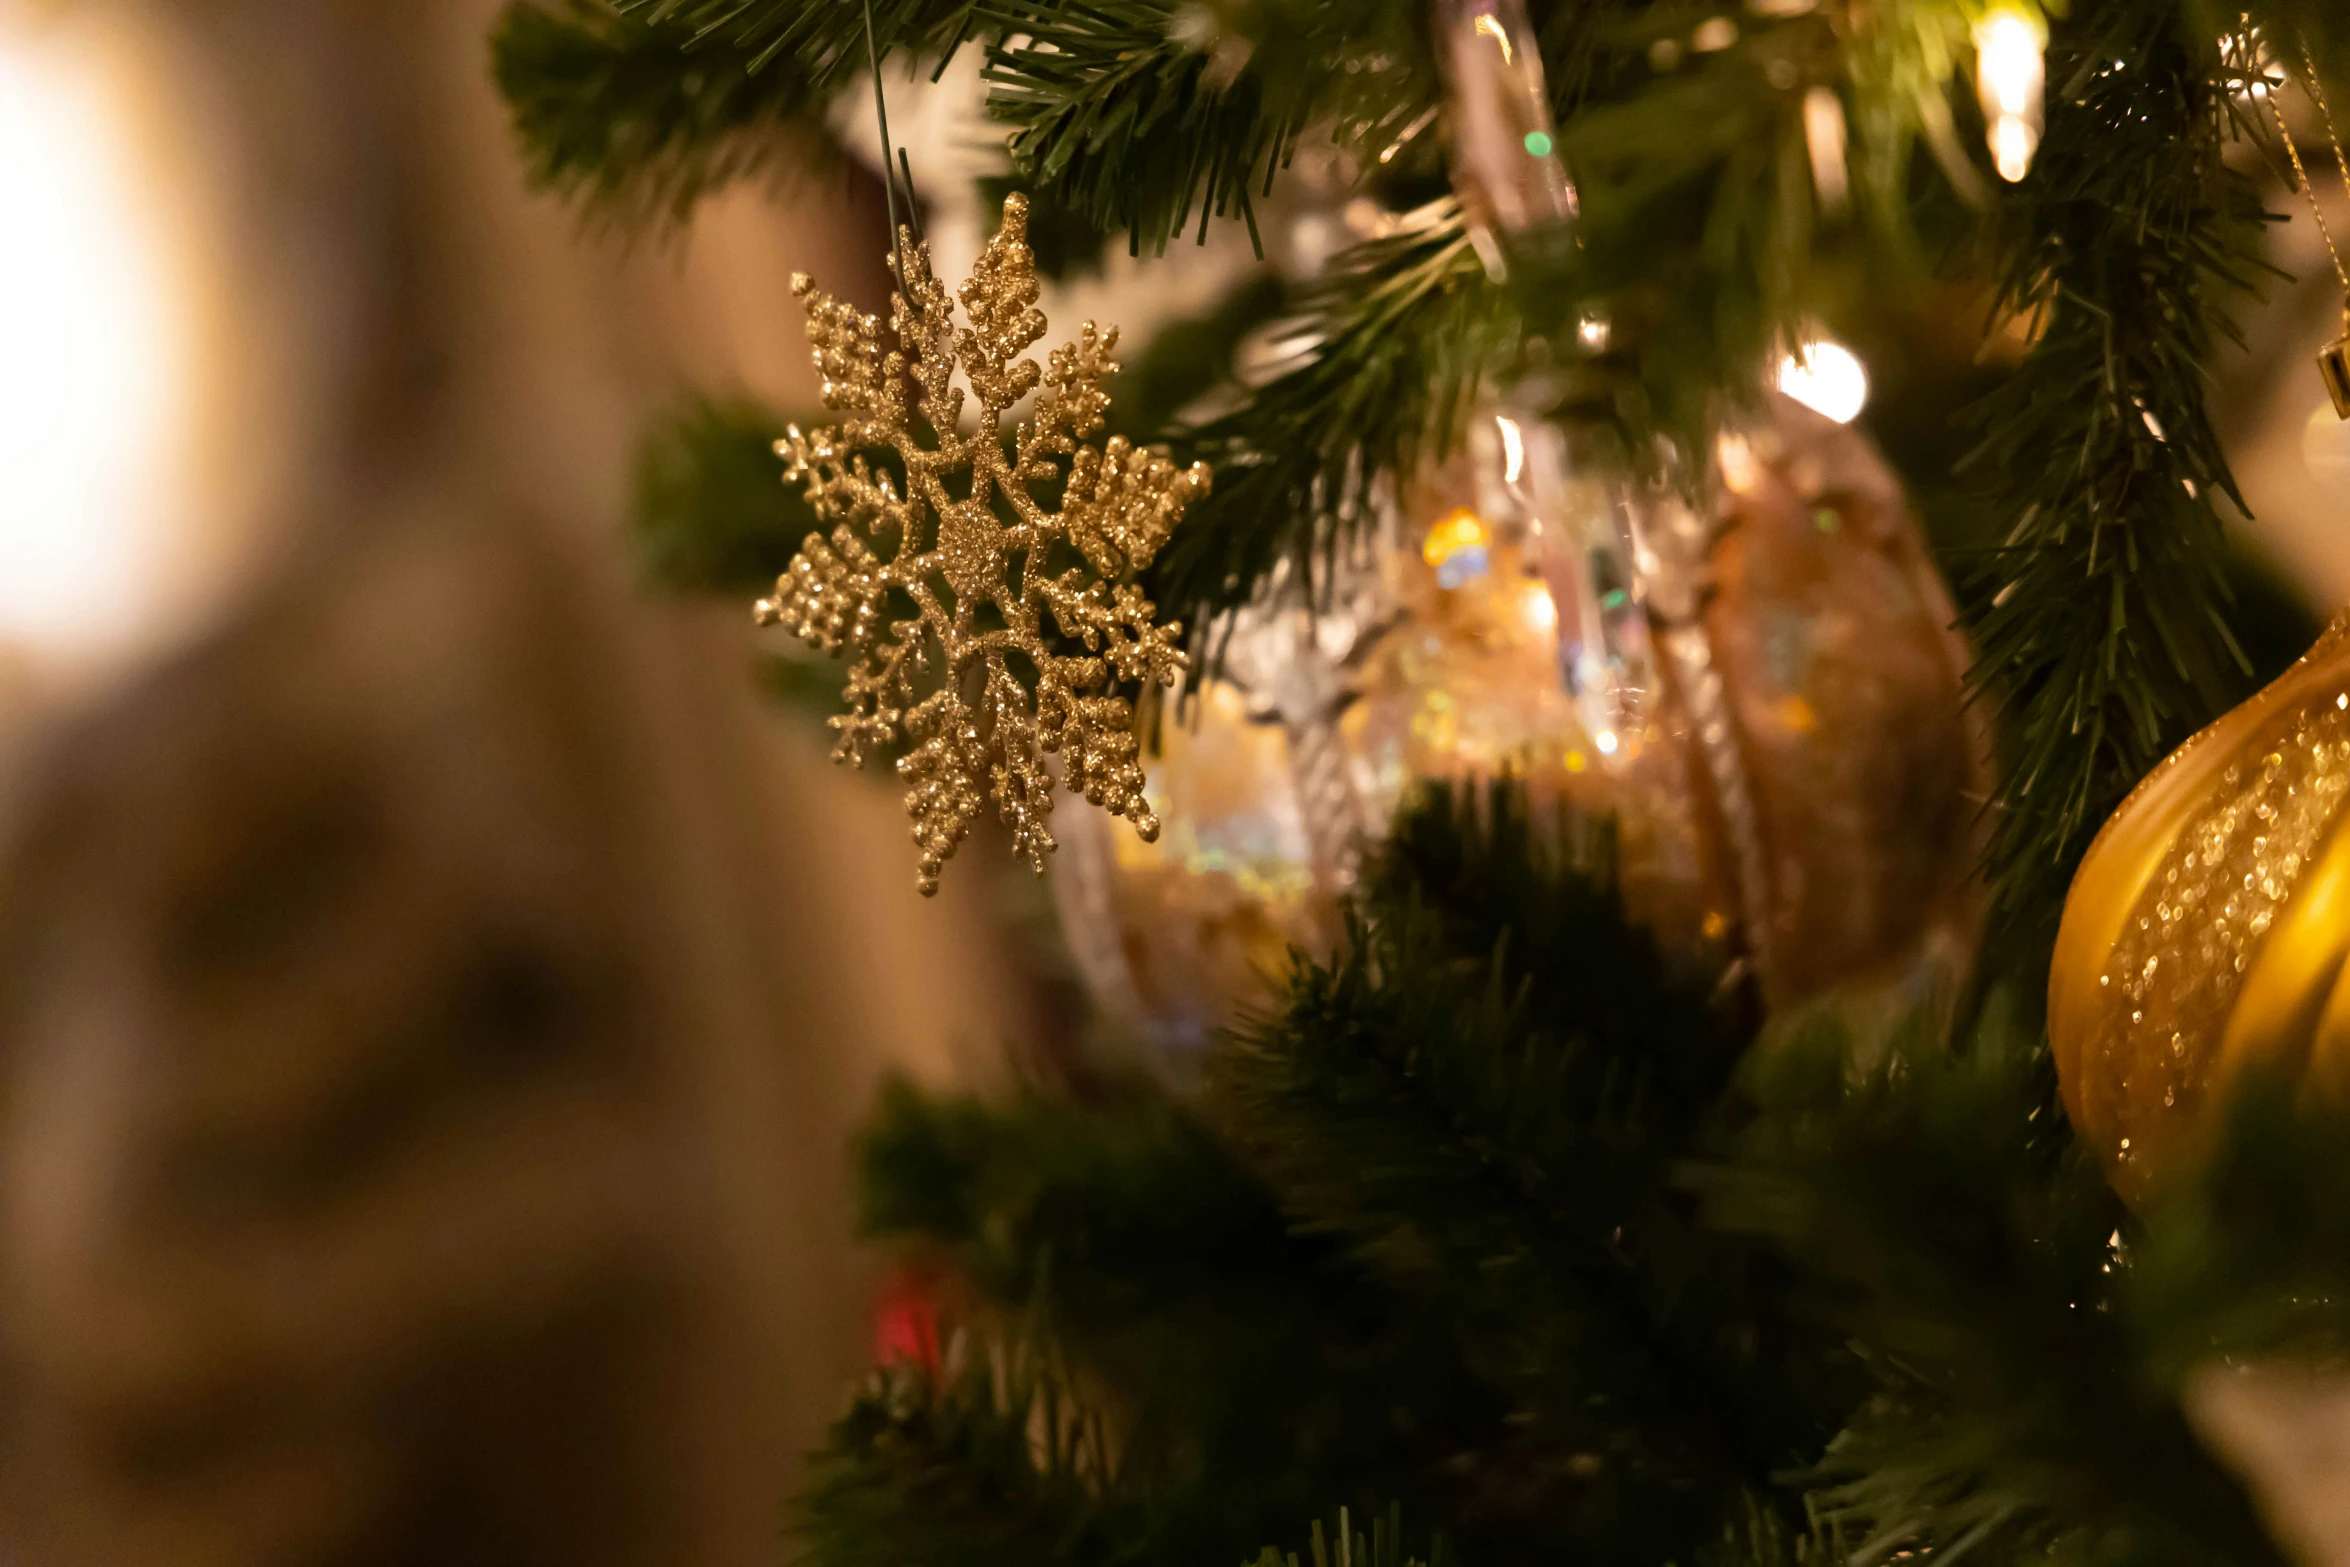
[2052,613,2350,1200]
[758,194,1211,894]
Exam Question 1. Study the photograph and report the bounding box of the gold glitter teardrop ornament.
[757,194,1212,894]
[2051,613,2350,1202]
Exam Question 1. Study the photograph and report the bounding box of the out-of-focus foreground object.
[0,498,838,1566]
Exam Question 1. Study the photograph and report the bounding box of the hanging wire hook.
[861,0,924,288]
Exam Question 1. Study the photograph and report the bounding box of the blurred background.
[0,2,1069,1560]
[0,0,2347,1561]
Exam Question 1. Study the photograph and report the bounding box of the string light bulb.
[1974,6,2046,183]
[1776,338,1870,424]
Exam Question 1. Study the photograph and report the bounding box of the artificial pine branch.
[491,2,823,224]
[492,0,975,224]
[1149,208,1506,645]
[852,1074,1500,1567]
[1156,0,1991,644]
[1956,0,2272,934]
[1704,1015,2285,1567]
[2132,1076,2350,1376]
[616,0,979,73]
[1518,1,1985,441]
[978,0,1428,256]
[798,1353,1143,1567]
[631,394,805,593]
[1216,784,1850,1561]
[1248,1506,1447,1567]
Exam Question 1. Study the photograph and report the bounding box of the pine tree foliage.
[849,1073,1508,1567]
[798,782,2350,1567]
[1706,1023,2285,1567]
[1157,0,1992,644]
[1957,1,2273,935]
[630,393,803,593]
[800,1353,1142,1567]
[491,2,819,224]
[1216,790,1847,1556]
[1149,212,1500,646]
[978,0,1429,257]
[2132,1073,2350,1375]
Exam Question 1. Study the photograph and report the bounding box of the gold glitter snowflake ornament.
[758,194,1211,895]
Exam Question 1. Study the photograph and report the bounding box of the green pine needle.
[1956,0,2274,934]
[491,1,827,225]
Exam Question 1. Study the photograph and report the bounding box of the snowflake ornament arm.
[756,193,1212,895]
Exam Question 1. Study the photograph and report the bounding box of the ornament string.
[2258,30,2350,418]
[2261,33,2350,292]
[861,0,922,290]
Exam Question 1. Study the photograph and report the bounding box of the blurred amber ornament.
[1348,395,1987,1011]
[1055,395,1988,1053]
[2050,614,2350,1203]
[1673,395,1990,1012]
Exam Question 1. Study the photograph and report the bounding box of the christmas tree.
[491,2,2350,1562]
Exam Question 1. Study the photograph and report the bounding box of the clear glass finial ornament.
[1430,0,1577,279]
[1465,410,1660,764]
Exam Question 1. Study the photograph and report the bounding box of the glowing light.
[1522,130,1553,158]
[1576,312,1612,351]
[1595,730,1620,757]
[1519,579,1558,634]
[1990,115,2040,183]
[1494,415,1526,484]
[0,29,185,657]
[1974,8,2045,183]
[1776,338,1870,424]
[1474,13,1513,62]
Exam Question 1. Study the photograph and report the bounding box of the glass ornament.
[1430,0,1577,277]
[1053,395,1989,1054]
[1672,396,1990,1013]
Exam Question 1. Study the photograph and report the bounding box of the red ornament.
[872,1266,943,1375]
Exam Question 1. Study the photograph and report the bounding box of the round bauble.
[1336,413,1725,961]
[1054,393,1989,1054]
[1671,394,1991,1012]
[2051,614,2350,1203]
[1050,671,1337,1061]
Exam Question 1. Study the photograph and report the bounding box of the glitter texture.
[2054,612,2350,1200]
[757,195,1210,894]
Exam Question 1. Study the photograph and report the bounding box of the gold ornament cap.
[2051,613,2350,1202]
[2321,299,2350,421]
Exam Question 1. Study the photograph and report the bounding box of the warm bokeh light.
[1974,8,2045,183]
[0,28,185,659]
[1777,339,1870,424]
[1423,507,1491,588]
